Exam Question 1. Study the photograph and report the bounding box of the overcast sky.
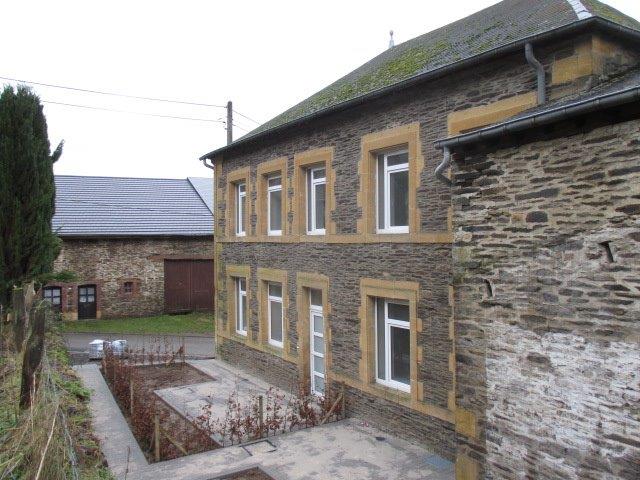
[2,0,639,180]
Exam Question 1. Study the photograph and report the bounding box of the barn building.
[45,175,214,320]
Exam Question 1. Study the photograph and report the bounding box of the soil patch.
[101,361,220,462]
[214,467,275,480]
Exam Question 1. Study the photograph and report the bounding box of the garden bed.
[101,350,220,462]
[214,467,275,479]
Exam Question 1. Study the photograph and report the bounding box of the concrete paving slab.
[155,359,294,444]
[78,358,453,480]
[74,363,147,479]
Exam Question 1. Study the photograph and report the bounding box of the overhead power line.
[0,75,226,108]
[233,109,261,125]
[42,100,225,123]
[0,75,262,124]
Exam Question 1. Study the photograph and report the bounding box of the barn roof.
[52,176,214,238]
[201,0,640,160]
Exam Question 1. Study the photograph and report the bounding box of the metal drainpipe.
[201,158,214,170]
[434,146,452,186]
[525,42,546,105]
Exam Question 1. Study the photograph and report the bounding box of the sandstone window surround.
[357,123,423,239]
[257,268,291,356]
[225,265,251,340]
[292,147,337,236]
[358,278,421,402]
[256,158,289,237]
[225,167,251,238]
[296,272,331,395]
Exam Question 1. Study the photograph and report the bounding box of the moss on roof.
[583,0,640,30]
[242,0,640,139]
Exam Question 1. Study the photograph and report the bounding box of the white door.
[309,290,325,395]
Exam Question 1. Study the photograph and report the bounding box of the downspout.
[201,158,214,170]
[525,42,546,105]
[434,146,452,186]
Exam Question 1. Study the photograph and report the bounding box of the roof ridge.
[55,174,187,181]
[187,177,214,214]
[566,0,593,20]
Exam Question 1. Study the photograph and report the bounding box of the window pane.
[377,155,385,230]
[313,355,324,373]
[307,170,313,230]
[390,326,410,385]
[270,300,283,342]
[269,190,282,231]
[268,176,281,188]
[310,288,322,307]
[79,288,86,295]
[314,183,326,229]
[239,278,246,292]
[376,299,386,380]
[238,182,246,194]
[314,375,325,394]
[268,283,282,298]
[312,168,326,180]
[239,195,246,232]
[313,314,324,333]
[52,297,61,305]
[389,169,409,227]
[241,295,247,329]
[387,302,409,322]
[87,295,95,303]
[313,336,324,355]
[387,151,408,167]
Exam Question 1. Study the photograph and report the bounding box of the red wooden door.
[190,260,215,311]
[164,260,214,313]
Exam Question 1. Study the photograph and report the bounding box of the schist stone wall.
[452,119,640,479]
[52,237,213,319]
[214,34,639,464]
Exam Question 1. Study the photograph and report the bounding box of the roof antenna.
[388,30,395,49]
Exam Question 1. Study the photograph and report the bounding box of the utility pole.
[226,100,233,145]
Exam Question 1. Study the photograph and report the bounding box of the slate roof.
[52,176,214,237]
[202,0,640,161]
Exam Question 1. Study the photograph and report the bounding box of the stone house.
[45,176,214,320]
[200,1,640,478]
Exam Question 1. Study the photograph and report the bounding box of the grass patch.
[60,312,214,335]
[0,321,113,479]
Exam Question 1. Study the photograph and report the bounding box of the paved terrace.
[75,359,454,480]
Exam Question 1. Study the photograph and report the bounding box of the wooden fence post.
[154,413,160,462]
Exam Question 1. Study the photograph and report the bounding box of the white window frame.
[307,166,326,235]
[267,175,282,236]
[376,149,409,234]
[375,298,411,393]
[267,282,283,348]
[236,182,246,237]
[309,290,325,395]
[236,277,247,336]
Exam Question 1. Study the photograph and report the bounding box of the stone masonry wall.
[53,237,213,319]
[214,33,639,466]
[452,119,640,479]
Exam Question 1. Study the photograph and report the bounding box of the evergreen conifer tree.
[0,85,63,308]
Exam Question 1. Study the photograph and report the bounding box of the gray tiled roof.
[244,0,640,139]
[53,176,214,237]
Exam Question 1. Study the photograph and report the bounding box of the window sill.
[376,379,411,394]
[376,228,410,235]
